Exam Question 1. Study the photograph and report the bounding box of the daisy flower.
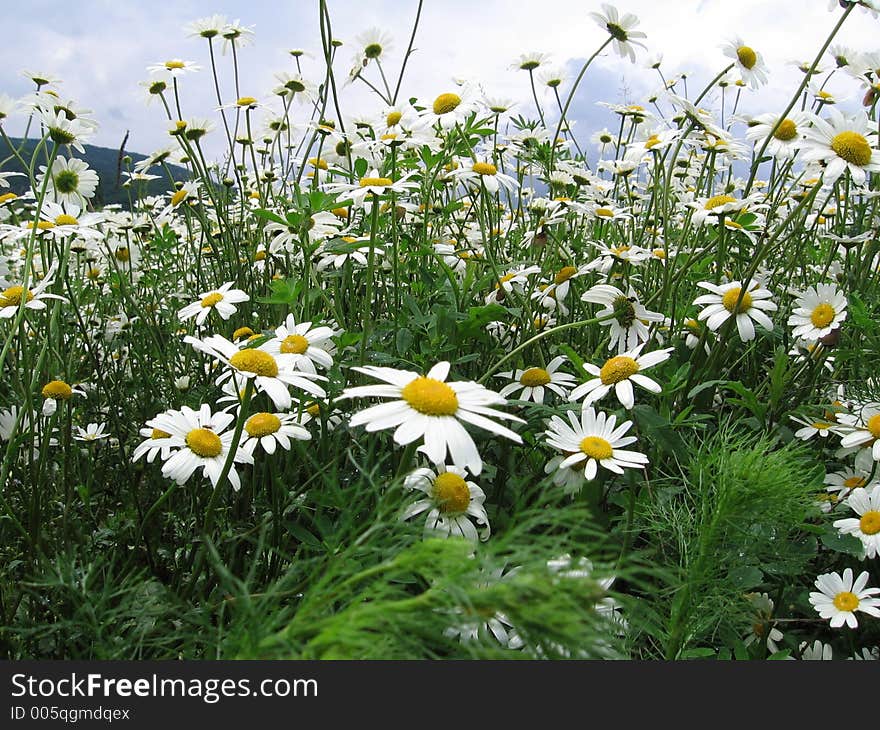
[40,379,86,416]
[37,157,99,208]
[825,468,871,497]
[569,345,672,410]
[38,110,94,153]
[340,361,524,475]
[421,85,480,130]
[241,411,311,456]
[449,160,519,195]
[799,109,880,185]
[788,284,847,342]
[809,568,880,628]
[146,404,253,491]
[743,593,784,654]
[148,59,202,77]
[354,27,393,63]
[580,284,665,354]
[544,406,648,482]
[722,37,769,89]
[589,4,647,64]
[837,404,880,461]
[323,168,418,206]
[261,314,336,374]
[402,464,490,542]
[185,335,327,411]
[834,487,880,558]
[484,265,541,305]
[790,415,838,440]
[744,112,811,160]
[0,264,67,318]
[496,355,576,404]
[693,279,777,342]
[543,453,588,495]
[177,282,249,325]
[74,422,110,442]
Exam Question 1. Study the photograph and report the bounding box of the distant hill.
[1,137,190,208]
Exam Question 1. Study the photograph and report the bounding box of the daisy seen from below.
[722,37,769,89]
[146,404,253,492]
[809,568,880,628]
[789,414,837,440]
[799,109,880,185]
[402,463,490,542]
[177,282,249,325]
[788,284,847,341]
[185,335,327,411]
[241,411,311,456]
[449,159,518,195]
[834,487,880,558]
[544,406,648,482]
[744,112,810,160]
[340,361,524,475]
[496,355,576,404]
[261,314,336,374]
[580,284,664,354]
[421,85,479,129]
[74,423,109,442]
[37,157,99,207]
[569,344,672,410]
[323,168,418,206]
[40,379,86,416]
[588,4,647,64]
[148,59,202,77]
[693,279,777,342]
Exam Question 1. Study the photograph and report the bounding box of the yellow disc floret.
[431,471,471,514]
[41,380,73,400]
[810,303,836,328]
[704,194,737,210]
[185,428,222,458]
[472,162,497,176]
[433,93,461,115]
[599,356,640,385]
[832,591,859,612]
[519,367,551,387]
[201,292,224,308]
[359,176,392,187]
[830,131,872,167]
[867,414,880,439]
[773,119,798,141]
[245,412,282,438]
[401,376,459,416]
[859,510,880,536]
[736,46,757,70]
[280,334,309,355]
[579,436,613,461]
[230,349,279,377]
[0,286,34,307]
[722,287,753,314]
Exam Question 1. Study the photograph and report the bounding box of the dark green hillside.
[1,137,190,208]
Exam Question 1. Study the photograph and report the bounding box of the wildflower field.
[2,0,880,661]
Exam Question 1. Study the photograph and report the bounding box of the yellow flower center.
[54,214,79,226]
[579,436,613,461]
[704,194,737,210]
[233,327,255,341]
[280,334,309,355]
[115,247,131,262]
[245,412,282,438]
[599,356,640,385]
[401,376,459,416]
[867,414,880,439]
[0,285,34,307]
[165,60,186,70]
[308,157,328,170]
[520,367,551,387]
[433,93,462,115]
[859,510,880,536]
[431,471,471,514]
[595,207,614,217]
[386,111,402,126]
[645,134,662,149]
[810,303,836,328]
[832,591,859,612]
[151,428,171,439]
[41,380,73,400]
[171,189,189,207]
[359,176,392,188]
[830,131,873,167]
[201,292,224,308]
[185,428,222,458]
[773,119,798,141]
[555,266,577,284]
[306,403,321,417]
[722,287,753,314]
[0,192,17,203]
[472,162,497,176]
[736,46,757,70]
[237,96,257,106]
[843,476,866,489]
[229,349,279,377]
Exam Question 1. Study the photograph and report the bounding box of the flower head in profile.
[0,263,67,319]
[340,361,524,475]
[722,37,769,89]
[402,463,490,542]
[588,4,647,63]
[496,356,576,404]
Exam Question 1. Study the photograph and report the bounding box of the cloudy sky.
[1,0,878,158]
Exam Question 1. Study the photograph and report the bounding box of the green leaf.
[395,327,413,356]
